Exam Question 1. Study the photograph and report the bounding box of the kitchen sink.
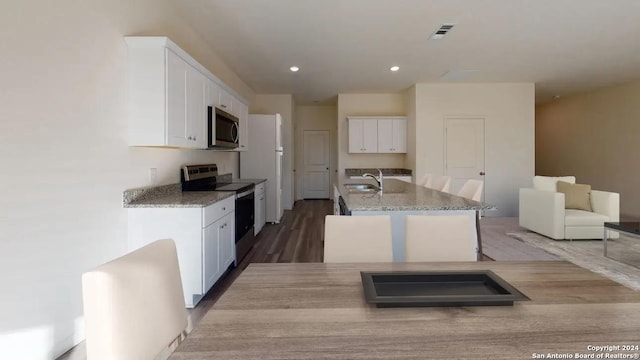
[344,183,379,193]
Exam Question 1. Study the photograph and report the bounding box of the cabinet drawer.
[203,196,235,227]
[255,182,265,195]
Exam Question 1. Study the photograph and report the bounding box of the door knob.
[326,167,329,170]
[479,172,486,176]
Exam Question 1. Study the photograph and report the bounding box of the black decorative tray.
[360,270,530,307]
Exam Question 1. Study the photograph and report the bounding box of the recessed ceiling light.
[390,66,400,72]
[289,66,299,72]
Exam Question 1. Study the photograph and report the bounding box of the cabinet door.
[377,119,394,153]
[392,118,407,153]
[254,192,260,235]
[219,212,235,269]
[236,101,248,151]
[254,190,266,235]
[349,119,378,153]
[186,66,207,148]
[260,193,266,232]
[218,89,233,113]
[206,80,219,142]
[166,50,188,147]
[348,119,363,153]
[377,118,407,153]
[362,120,378,153]
[202,222,221,292]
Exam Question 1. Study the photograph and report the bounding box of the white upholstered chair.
[82,239,188,360]
[416,173,432,187]
[457,179,484,201]
[431,176,452,193]
[519,176,620,240]
[324,215,393,262]
[405,215,477,262]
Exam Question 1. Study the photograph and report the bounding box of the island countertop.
[170,261,640,360]
[337,178,496,212]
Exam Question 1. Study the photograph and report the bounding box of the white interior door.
[303,130,330,199]
[445,117,485,198]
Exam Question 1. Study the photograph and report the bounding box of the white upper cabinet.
[348,118,378,153]
[234,98,248,151]
[186,65,207,148]
[377,117,407,153]
[218,89,234,115]
[348,116,406,154]
[125,36,248,150]
[166,50,189,147]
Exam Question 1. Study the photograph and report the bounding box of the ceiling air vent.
[431,23,455,40]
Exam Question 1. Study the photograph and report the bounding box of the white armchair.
[519,176,619,240]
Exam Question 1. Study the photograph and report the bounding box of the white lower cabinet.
[254,182,266,235]
[203,211,234,292]
[127,196,235,308]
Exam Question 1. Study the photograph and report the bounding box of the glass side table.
[603,222,640,261]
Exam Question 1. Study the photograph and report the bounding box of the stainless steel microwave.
[208,106,239,149]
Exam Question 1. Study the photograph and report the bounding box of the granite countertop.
[337,178,495,212]
[123,183,234,208]
[345,168,412,177]
[233,178,267,184]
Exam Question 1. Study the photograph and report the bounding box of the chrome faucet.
[362,168,383,191]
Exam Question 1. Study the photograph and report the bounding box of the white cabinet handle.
[221,104,227,108]
[222,207,226,211]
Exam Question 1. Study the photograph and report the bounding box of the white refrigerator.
[240,114,284,223]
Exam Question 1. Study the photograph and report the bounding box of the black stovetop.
[181,165,254,193]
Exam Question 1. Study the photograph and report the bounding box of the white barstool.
[416,173,432,187]
[405,215,477,262]
[324,215,393,263]
[458,179,484,201]
[431,176,452,193]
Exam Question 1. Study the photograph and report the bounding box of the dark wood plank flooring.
[251,199,332,263]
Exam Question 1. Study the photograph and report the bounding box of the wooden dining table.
[169,261,640,359]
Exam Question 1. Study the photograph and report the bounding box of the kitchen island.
[335,178,495,261]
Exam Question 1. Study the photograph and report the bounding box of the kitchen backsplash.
[345,168,412,177]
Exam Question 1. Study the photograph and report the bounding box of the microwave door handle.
[232,122,239,143]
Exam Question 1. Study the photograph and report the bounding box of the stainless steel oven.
[233,188,255,262]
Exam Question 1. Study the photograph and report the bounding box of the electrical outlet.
[149,168,157,184]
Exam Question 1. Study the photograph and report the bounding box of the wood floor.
[58,200,526,360]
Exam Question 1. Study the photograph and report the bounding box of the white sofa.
[519,176,619,240]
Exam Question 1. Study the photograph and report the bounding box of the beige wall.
[294,105,338,200]
[414,83,535,216]
[0,1,255,358]
[536,81,640,218]
[251,94,295,209]
[404,86,417,175]
[336,93,408,177]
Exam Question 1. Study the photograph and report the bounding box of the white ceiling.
[172,0,640,104]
